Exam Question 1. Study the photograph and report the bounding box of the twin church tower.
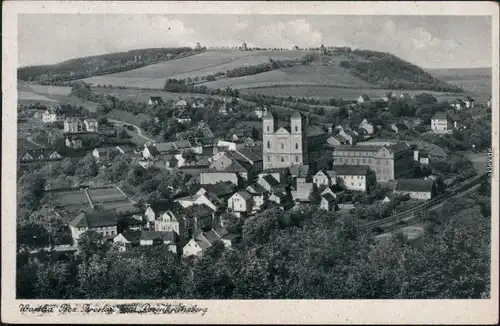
[262,111,309,170]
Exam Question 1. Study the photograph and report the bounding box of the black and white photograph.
[2,1,499,324]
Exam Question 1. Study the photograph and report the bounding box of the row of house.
[64,117,99,133]
[431,111,463,134]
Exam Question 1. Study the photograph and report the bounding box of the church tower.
[290,111,308,166]
[262,111,278,170]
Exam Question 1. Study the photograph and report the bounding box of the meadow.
[81,50,308,89]
[427,67,492,102]
[91,87,211,103]
[199,65,372,90]
[87,187,127,203]
[18,82,99,112]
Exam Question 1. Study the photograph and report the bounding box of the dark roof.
[432,111,449,120]
[140,231,175,242]
[146,145,160,156]
[116,144,136,153]
[173,140,192,149]
[330,165,370,176]
[236,148,263,162]
[213,227,229,238]
[387,142,410,153]
[185,204,214,217]
[394,123,409,130]
[333,145,381,152]
[322,193,336,203]
[224,160,251,173]
[69,210,117,228]
[119,230,142,243]
[395,179,435,192]
[261,175,280,187]
[202,230,220,244]
[448,113,461,122]
[236,191,253,201]
[202,181,236,198]
[149,96,163,101]
[247,183,268,194]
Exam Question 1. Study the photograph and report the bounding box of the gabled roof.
[185,203,214,217]
[330,165,370,176]
[235,190,253,201]
[146,145,161,156]
[321,193,336,203]
[194,234,212,249]
[224,160,251,173]
[202,230,220,244]
[202,181,236,198]
[69,210,117,228]
[213,226,229,238]
[432,111,449,120]
[116,144,136,153]
[261,175,280,187]
[262,111,275,121]
[395,179,435,193]
[247,183,268,194]
[119,230,142,243]
[173,140,192,149]
[236,148,263,163]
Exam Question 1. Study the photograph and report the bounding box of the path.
[107,118,155,143]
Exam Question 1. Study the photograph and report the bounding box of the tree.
[77,231,111,260]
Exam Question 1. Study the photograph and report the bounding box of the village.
[17,86,490,258]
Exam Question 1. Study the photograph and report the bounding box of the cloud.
[236,21,249,30]
[253,19,323,48]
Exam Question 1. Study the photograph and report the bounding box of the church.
[262,111,311,170]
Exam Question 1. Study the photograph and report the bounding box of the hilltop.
[17,47,465,96]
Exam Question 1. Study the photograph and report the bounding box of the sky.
[18,14,492,69]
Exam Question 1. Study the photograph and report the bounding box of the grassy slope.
[81,51,308,89]
[426,67,492,101]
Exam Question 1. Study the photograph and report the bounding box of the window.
[339,158,343,163]
[267,141,271,149]
[356,159,360,165]
[362,158,366,163]
[385,160,389,165]
[267,156,270,162]
[295,156,299,162]
[295,126,298,132]
[267,126,270,132]
[377,160,380,165]
[281,156,284,162]
[281,143,284,150]
[295,143,299,149]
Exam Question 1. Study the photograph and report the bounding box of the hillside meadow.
[82,50,308,89]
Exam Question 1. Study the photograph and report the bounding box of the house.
[289,164,310,182]
[413,149,430,165]
[400,93,413,101]
[448,113,462,130]
[191,99,205,109]
[390,122,409,133]
[257,174,280,192]
[68,209,118,244]
[394,179,436,200]
[196,121,214,138]
[139,231,177,253]
[92,147,115,161]
[357,94,370,105]
[327,134,350,146]
[320,193,337,211]
[329,164,371,192]
[113,230,142,252]
[359,119,374,135]
[154,204,187,237]
[183,227,235,257]
[217,139,246,151]
[65,136,83,149]
[197,181,237,202]
[174,193,217,212]
[450,99,465,111]
[175,99,188,109]
[463,96,475,109]
[84,118,99,132]
[148,97,164,106]
[313,170,334,187]
[175,109,192,124]
[254,106,269,119]
[227,191,254,217]
[64,117,85,133]
[42,107,61,123]
[431,111,453,134]
[218,103,229,115]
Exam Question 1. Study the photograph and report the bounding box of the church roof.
[291,111,306,120]
[262,111,275,120]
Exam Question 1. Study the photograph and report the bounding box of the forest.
[17,181,491,299]
[17,47,198,84]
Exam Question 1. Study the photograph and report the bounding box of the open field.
[427,67,492,102]
[18,82,100,112]
[51,190,91,214]
[465,151,490,174]
[81,51,309,89]
[199,65,372,90]
[240,85,463,101]
[87,187,127,204]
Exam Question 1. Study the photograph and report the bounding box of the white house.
[359,119,374,135]
[183,227,234,257]
[357,94,370,105]
[313,170,335,187]
[320,193,336,211]
[330,165,371,192]
[42,107,61,123]
[394,179,436,200]
[174,193,217,211]
[431,111,453,134]
[139,231,177,253]
[227,191,254,217]
[68,210,118,244]
[254,106,269,119]
[84,119,99,132]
